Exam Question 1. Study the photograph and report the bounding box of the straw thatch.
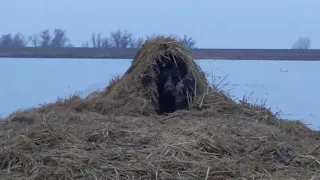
[0,36,319,179]
[86,36,210,116]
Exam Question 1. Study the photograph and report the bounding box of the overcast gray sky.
[0,0,319,48]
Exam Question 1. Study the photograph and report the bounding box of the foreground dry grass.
[0,95,319,179]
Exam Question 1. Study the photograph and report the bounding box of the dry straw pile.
[0,36,319,179]
[86,36,210,116]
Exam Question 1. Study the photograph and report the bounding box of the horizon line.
[0,47,319,61]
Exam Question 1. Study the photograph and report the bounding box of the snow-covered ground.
[0,58,318,130]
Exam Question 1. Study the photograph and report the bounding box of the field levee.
[1,47,320,60]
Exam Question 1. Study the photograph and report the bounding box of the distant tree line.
[0,28,312,49]
[0,28,197,49]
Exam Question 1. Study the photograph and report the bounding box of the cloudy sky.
[0,0,319,48]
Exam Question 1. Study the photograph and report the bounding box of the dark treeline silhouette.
[0,28,197,49]
[0,28,311,50]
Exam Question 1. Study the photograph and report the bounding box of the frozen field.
[0,58,318,129]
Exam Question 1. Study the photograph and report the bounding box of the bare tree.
[292,37,311,49]
[50,29,70,47]
[12,33,28,47]
[0,33,27,47]
[39,30,51,47]
[109,29,133,48]
[91,33,102,48]
[28,33,40,47]
[179,34,196,49]
[101,37,111,48]
[130,37,144,48]
[90,33,111,48]
[0,34,13,47]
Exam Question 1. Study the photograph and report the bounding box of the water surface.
[0,58,318,129]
